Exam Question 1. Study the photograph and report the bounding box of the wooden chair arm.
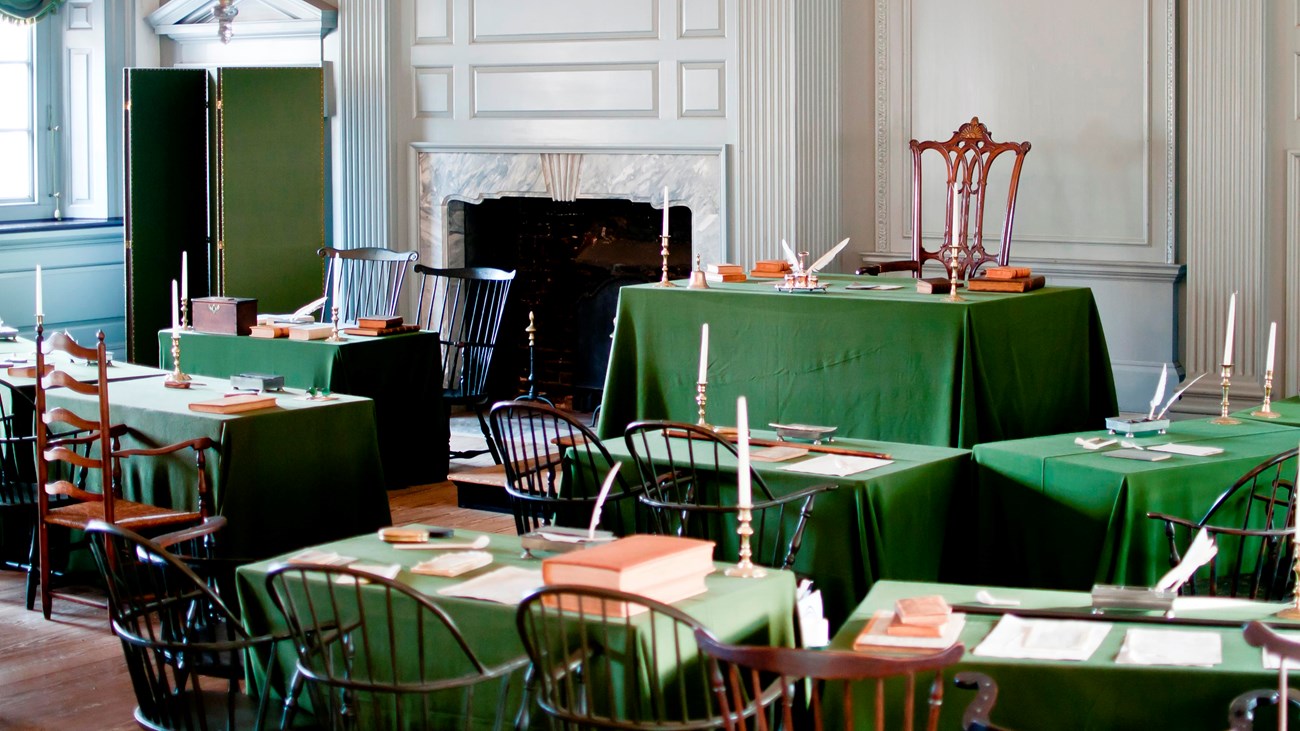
[153,516,227,549]
[1146,512,1294,539]
[115,436,215,459]
[856,260,919,276]
[1144,511,1199,530]
[955,672,1008,731]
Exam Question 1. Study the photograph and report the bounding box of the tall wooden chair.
[1230,621,1300,730]
[33,328,215,618]
[318,246,419,323]
[489,400,643,536]
[694,630,1004,731]
[623,421,835,572]
[415,266,515,463]
[858,117,1031,280]
[265,563,530,730]
[1146,447,1298,600]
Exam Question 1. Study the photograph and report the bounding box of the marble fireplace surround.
[413,144,727,269]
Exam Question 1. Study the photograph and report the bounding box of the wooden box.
[192,297,258,336]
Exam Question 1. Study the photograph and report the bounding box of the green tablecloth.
[596,276,1117,448]
[593,433,971,627]
[159,329,448,487]
[829,580,1300,730]
[974,418,1300,590]
[1237,395,1300,427]
[236,528,797,730]
[48,377,392,559]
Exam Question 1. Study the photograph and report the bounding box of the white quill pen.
[1154,527,1217,593]
[807,238,852,274]
[780,239,801,270]
[1155,373,1206,420]
[588,463,622,540]
[1147,364,1168,420]
[294,296,328,317]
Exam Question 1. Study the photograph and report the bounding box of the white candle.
[662,186,670,238]
[1223,292,1236,366]
[698,323,709,384]
[331,254,343,313]
[181,251,188,302]
[171,279,179,331]
[950,182,961,248]
[34,265,42,317]
[1266,321,1277,374]
[736,396,751,509]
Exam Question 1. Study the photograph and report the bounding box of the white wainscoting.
[471,64,659,118]
[471,0,658,42]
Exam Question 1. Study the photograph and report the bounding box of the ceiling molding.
[148,0,337,42]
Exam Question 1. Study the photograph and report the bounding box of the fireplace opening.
[452,196,693,411]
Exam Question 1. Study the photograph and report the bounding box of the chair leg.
[475,403,501,465]
[24,523,37,611]
[37,520,51,619]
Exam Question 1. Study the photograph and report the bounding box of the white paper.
[334,563,402,585]
[1147,443,1224,457]
[796,581,829,648]
[411,551,493,577]
[286,549,355,567]
[972,615,1110,661]
[1074,437,1117,451]
[751,446,809,462]
[437,566,544,605]
[1116,628,1222,667]
[784,454,893,477]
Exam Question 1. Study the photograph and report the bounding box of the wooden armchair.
[858,117,1031,280]
[694,630,1004,731]
[33,328,215,618]
[1146,447,1298,600]
[318,246,419,323]
[623,421,836,572]
[1230,621,1300,729]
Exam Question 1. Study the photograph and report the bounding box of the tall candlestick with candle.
[1255,321,1281,418]
[34,265,43,326]
[655,187,676,287]
[165,279,192,388]
[327,254,345,341]
[1211,291,1241,425]
[726,395,765,578]
[180,251,191,329]
[695,323,711,427]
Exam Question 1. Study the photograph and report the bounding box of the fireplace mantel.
[412,144,727,268]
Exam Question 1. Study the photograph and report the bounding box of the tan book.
[248,324,290,339]
[343,323,421,337]
[706,263,744,275]
[378,526,430,543]
[357,315,403,329]
[541,535,715,591]
[748,270,788,279]
[894,595,951,626]
[885,619,945,638]
[704,272,748,283]
[542,573,711,617]
[754,259,792,272]
[916,278,953,295]
[967,275,1046,293]
[288,324,335,341]
[854,610,966,651]
[984,266,1032,280]
[188,393,277,414]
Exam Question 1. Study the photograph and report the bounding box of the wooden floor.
[0,471,516,730]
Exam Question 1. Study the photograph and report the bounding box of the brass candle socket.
[695,381,711,429]
[655,235,678,287]
[181,298,192,331]
[725,508,767,578]
[1209,363,1241,425]
[945,244,964,303]
[164,332,192,389]
[1253,369,1281,419]
[325,304,346,342]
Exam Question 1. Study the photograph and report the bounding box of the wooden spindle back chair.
[318,246,419,323]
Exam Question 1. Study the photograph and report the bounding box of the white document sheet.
[751,446,809,462]
[972,615,1110,661]
[1146,443,1225,457]
[285,549,356,567]
[1115,628,1222,667]
[437,566,544,605]
[784,454,893,477]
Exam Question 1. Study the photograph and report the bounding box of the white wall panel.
[67,49,92,204]
[680,0,723,37]
[414,66,452,117]
[415,0,451,43]
[471,0,656,42]
[679,62,723,117]
[472,64,657,117]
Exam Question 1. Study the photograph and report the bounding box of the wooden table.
[159,328,448,487]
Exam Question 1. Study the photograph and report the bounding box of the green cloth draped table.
[236,528,797,730]
[973,418,1300,590]
[596,276,1117,448]
[159,329,448,487]
[46,376,391,559]
[587,433,971,627]
[828,580,1300,730]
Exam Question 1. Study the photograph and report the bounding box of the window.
[0,20,56,222]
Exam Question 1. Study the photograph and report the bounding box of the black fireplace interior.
[456,197,692,411]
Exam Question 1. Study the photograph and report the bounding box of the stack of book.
[967,265,1045,293]
[344,316,421,337]
[749,260,792,279]
[705,264,747,283]
[853,594,966,651]
[541,534,716,617]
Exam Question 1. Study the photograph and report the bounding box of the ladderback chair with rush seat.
[623,421,836,572]
[1146,447,1298,601]
[318,246,419,324]
[857,117,1031,280]
[86,518,289,731]
[415,266,515,463]
[265,563,530,731]
[34,328,215,618]
[489,400,643,537]
[1230,621,1300,730]
[694,629,1004,731]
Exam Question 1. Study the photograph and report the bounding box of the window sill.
[0,217,123,235]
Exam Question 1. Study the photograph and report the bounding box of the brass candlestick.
[945,244,964,303]
[725,508,766,578]
[181,297,192,331]
[1253,369,1281,418]
[164,331,192,389]
[1277,534,1300,619]
[695,381,711,429]
[1209,363,1241,425]
[688,254,709,289]
[655,234,677,287]
[326,304,345,342]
